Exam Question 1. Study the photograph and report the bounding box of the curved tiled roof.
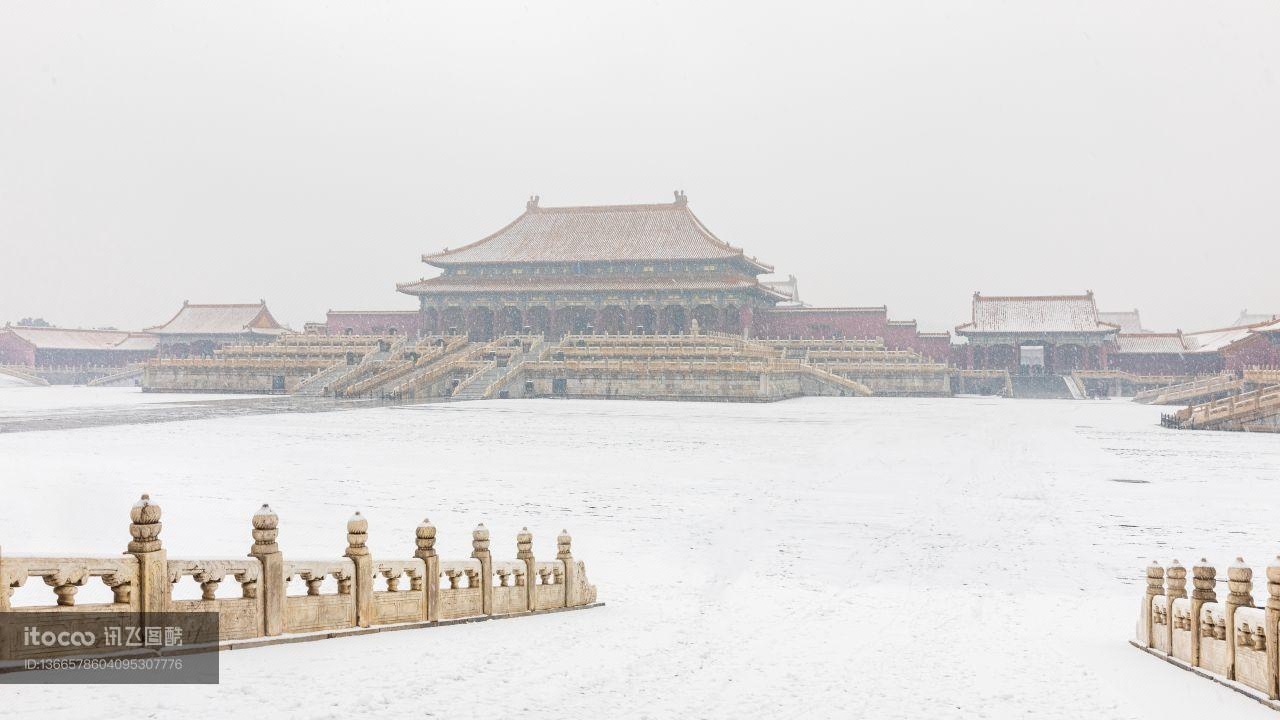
[398,272,788,298]
[2,326,157,351]
[147,302,286,336]
[1114,333,1189,354]
[956,293,1117,335]
[1098,310,1145,334]
[422,195,772,272]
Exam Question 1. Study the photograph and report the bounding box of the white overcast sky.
[1,1,1277,333]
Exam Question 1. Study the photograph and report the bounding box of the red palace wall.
[1222,334,1280,372]
[326,312,420,337]
[753,308,889,340]
[0,333,36,366]
[753,307,951,362]
[1109,353,1223,377]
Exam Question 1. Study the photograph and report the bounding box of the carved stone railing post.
[558,529,581,607]
[1226,557,1254,680]
[248,504,283,637]
[517,527,535,612]
[127,493,168,615]
[1191,559,1217,666]
[472,524,493,615]
[1266,556,1280,700]
[1144,561,1164,649]
[414,518,438,622]
[344,512,372,628]
[1166,559,1186,654]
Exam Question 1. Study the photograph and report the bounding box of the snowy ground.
[2,392,1279,719]
[0,386,254,417]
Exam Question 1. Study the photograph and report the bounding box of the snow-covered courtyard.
[2,390,1279,718]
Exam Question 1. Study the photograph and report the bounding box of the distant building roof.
[761,275,802,306]
[1098,310,1145,334]
[147,301,286,336]
[1230,310,1278,327]
[956,293,1117,335]
[420,193,772,272]
[1,326,157,352]
[1114,333,1189,354]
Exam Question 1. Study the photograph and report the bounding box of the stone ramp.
[1135,374,1243,405]
[1009,375,1075,399]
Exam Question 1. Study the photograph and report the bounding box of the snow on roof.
[957,293,1116,334]
[1256,318,1280,334]
[1183,323,1266,353]
[421,193,772,271]
[147,302,286,336]
[1114,333,1188,354]
[1098,310,1145,334]
[2,326,156,351]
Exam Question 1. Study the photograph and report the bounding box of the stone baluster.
[127,493,168,615]
[414,518,438,621]
[248,503,284,636]
[558,529,580,607]
[1267,556,1280,699]
[1166,560,1187,654]
[1226,557,1254,680]
[472,524,493,616]
[1144,561,1164,649]
[43,568,88,607]
[1191,559,1217,666]
[445,569,461,589]
[382,568,401,593]
[517,528,535,612]
[344,512,372,628]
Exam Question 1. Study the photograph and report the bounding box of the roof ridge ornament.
[673,190,687,206]
[527,195,540,211]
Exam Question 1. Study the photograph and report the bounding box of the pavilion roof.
[147,302,287,336]
[956,293,1117,335]
[1114,333,1189,354]
[1098,310,1145,334]
[2,326,157,351]
[420,194,772,272]
[398,272,789,299]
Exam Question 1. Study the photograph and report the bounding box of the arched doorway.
[501,307,523,335]
[421,308,440,335]
[599,306,626,334]
[692,305,719,334]
[525,306,550,335]
[631,306,656,334]
[467,307,494,341]
[660,305,688,334]
[442,307,465,336]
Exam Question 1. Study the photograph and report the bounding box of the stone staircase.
[448,336,545,402]
[291,360,358,397]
